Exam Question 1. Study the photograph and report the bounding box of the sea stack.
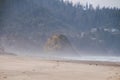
[44,34,77,56]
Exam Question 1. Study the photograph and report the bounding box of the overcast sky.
[66,0,120,8]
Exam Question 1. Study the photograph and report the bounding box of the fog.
[0,0,120,62]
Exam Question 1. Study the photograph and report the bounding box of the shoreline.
[1,55,120,66]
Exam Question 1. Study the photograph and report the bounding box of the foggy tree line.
[0,0,120,31]
[31,0,119,31]
[44,0,120,30]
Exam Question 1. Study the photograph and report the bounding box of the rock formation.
[44,34,77,56]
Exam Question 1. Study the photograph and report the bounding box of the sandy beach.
[0,55,120,80]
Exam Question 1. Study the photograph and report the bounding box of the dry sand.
[0,55,120,80]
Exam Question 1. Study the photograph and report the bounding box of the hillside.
[76,28,120,56]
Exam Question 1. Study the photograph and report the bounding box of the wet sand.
[0,55,120,80]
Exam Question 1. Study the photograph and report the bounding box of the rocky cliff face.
[44,34,77,56]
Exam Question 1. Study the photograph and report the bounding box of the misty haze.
[0,0,120,80]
